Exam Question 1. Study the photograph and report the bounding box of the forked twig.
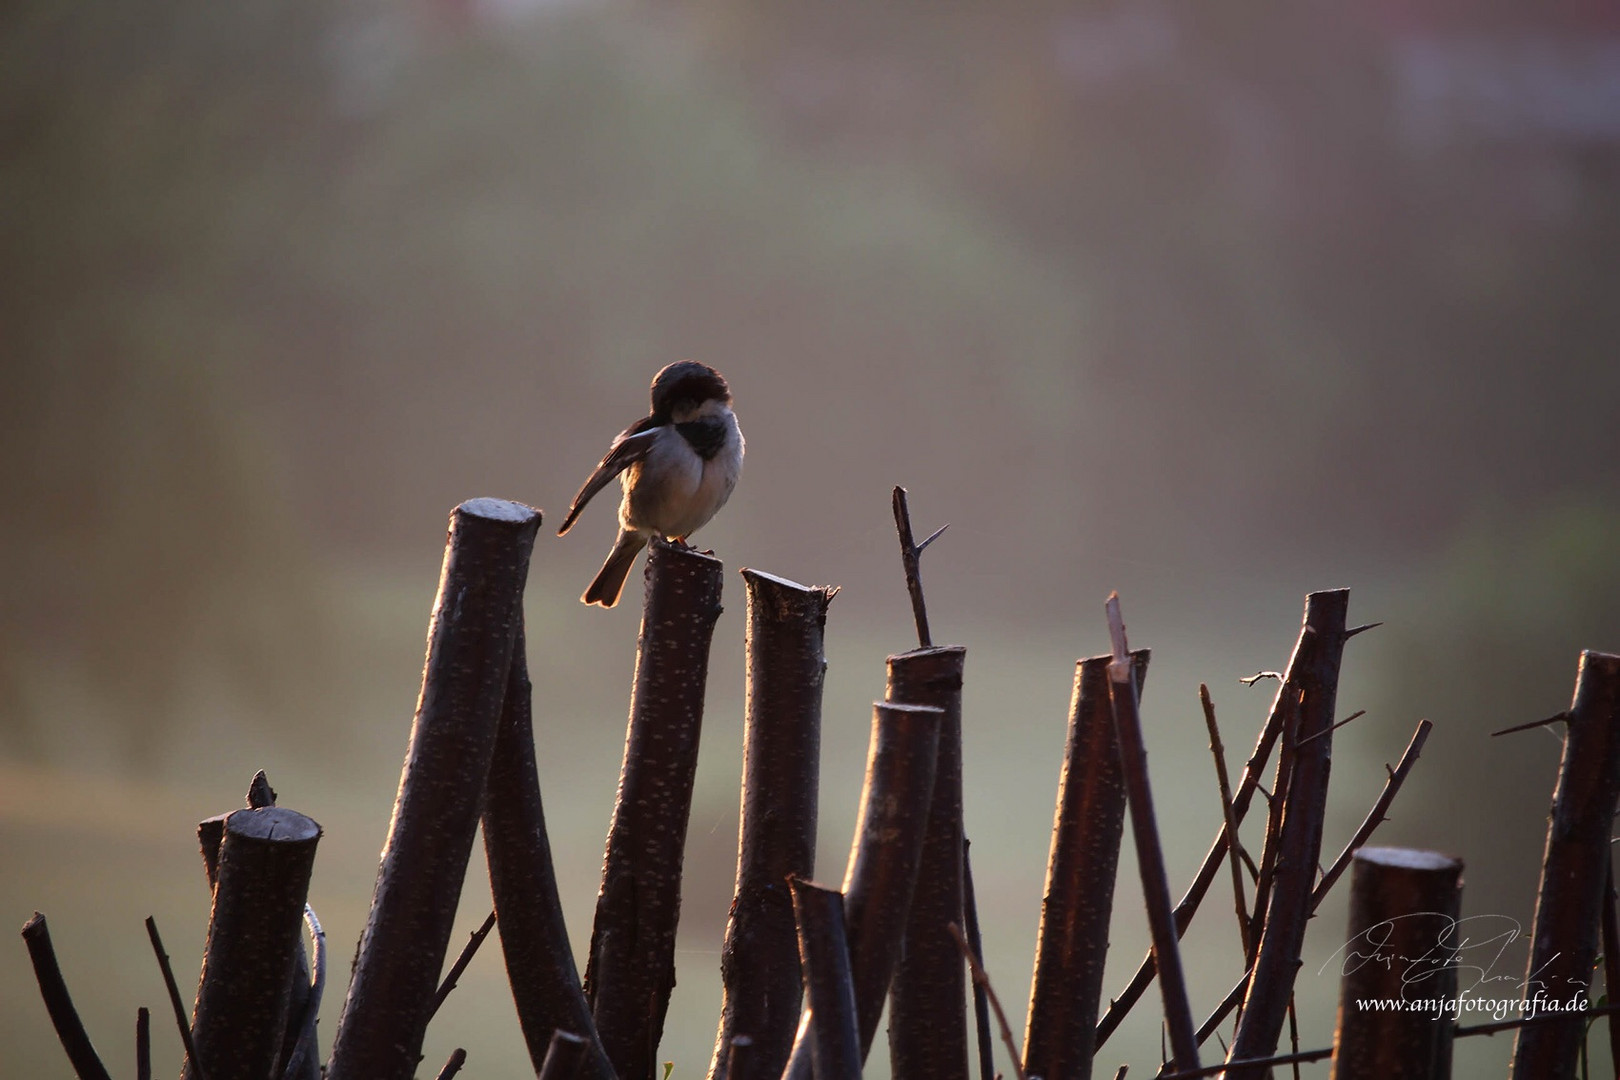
[892,485,948,648]
[947,923,1027,1080]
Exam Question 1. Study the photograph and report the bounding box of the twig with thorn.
[947,923,1028,1080]
[1312,719,1432,905]
[1200,684,1251,960]
[145,917,203,1080]
[1489,712,1569,738]
[429,910,497,1020]
[892,485,948,648]
[1295,709,1366,748]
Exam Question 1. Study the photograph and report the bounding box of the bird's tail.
[582,530,648,608]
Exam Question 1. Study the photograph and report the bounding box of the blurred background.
[4,0,1620,1075]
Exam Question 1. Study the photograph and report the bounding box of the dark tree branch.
[429,910,496,1020]
[963,843,995,1080]
[1512,650,1620,1079]
[1330,847,1463,1078]
[782,702,944,1080]
[1246,686,1302,967]
[1225,590,1351,1080]
[885,645,971,1080]
[1459,1003,1620,1038]
[710,570,836,1080]
[948,923,1027,1080]
[1094,640,1293,1049]
[20,913,112,1080]
[145,917,203,1080]
[187,805,322,1080]
[1024,651,1149,1080]
[1104,593,1199,1074]
[790,879,862,1080]
[1312,719,1433,906]
[892,485,947,649]
[482,624,613,1080]
[585,538,726,1080]
[327,498,541,1080]
[1200,684,1251,960]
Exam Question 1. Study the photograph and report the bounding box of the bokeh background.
[5,0,1620,1076]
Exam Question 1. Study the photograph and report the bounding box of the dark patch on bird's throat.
[676,417,728,460]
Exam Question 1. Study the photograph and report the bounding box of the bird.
[557,361,745,607]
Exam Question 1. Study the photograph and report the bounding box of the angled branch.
[1200,684,1251,960]
[1312,719,1433,905]
[145,917,203,1080]
[948,923,1027,1080]
[429,911,496,1020]
[1104,593,1199,1074]
[20,913,113,1080]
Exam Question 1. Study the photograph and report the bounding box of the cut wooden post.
[187,806,322,1080]
[1023,650,1149,1080]
[790,879,862,1080]
[885,644,970,1080]
[709,570,836,1080]
[326,498,540,1080]
[584,538,725,1080]
[1329,847,1463,1080]
[782,701,943,1080]
[1511,650,1620,1079]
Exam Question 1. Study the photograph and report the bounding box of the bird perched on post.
[557,361,745,607]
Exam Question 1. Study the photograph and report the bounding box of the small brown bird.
[557,362,745,607]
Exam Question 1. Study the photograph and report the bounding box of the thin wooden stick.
[1200,685,1250,960]
[948,923,1027,1080]
[963,842,996,1080]
[429,911,496,1020]
[1311,719,1432,906]
[145,916,204,1080]
[1105,593,1199,1074]
[1294,708,1366,748]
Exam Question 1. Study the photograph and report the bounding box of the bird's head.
[650,361,731,423]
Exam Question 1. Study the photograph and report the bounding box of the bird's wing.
[556,418,662,536]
